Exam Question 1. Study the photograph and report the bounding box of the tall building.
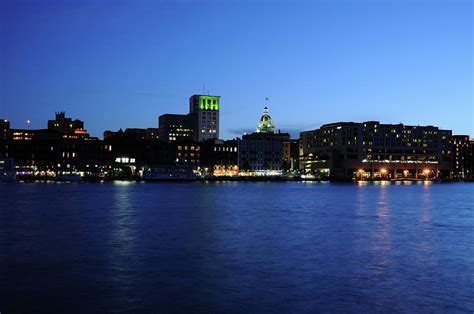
[238,106,289,175]
[158,114,194,142]
[189,95,220,142]
[300,121,452,179]
[469,140,474,180]
[452,135,470,179]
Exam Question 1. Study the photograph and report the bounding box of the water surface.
[1,181,473,313]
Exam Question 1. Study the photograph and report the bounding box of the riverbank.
[8,175,469,183]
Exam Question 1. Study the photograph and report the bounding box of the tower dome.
[256,106,276,133]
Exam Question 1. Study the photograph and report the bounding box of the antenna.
[202,83,206,95]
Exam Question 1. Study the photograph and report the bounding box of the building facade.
[200,139,238,176]
[1,119,10,140]
[238,107,289,175]
[158,114,194,142]
[48,111,89,138]
[469,140,474,180]
[189,95,220,142]
[300,121,452,179]
[452,135,471,179]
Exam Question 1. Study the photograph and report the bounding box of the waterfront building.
[452,135,471,179]
[175,141,201,166]
[104,128,158,141]
[1,113,108,174]
[4,113,92,141]
[189,94,220,142]
[1,119,10,140]
[300,121,452,180]
[238,106,289,175]
[469,140,474,180]
[103,129,144,168]
[48,112,90,138]
[288,139,300,172]
[298,153,330,179]
[122,128,147,140]
[145,128,159,140]
[158,114,194,142]
[142,140,201,168]
[200,139,238,176]
[0,132,109,174]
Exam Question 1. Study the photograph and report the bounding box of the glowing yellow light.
[358,169,364,173]
[381,168,387,174]
[423,169,430,175]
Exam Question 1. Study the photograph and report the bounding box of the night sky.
[0,0,472,139]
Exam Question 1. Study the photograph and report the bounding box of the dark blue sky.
[1,0,472,139]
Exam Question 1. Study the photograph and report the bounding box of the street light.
[423,169,430,179]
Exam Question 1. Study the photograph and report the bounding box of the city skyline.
[1,0,472,139]
[1,1,473,313]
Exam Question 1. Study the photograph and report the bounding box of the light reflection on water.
[0,181,473,312]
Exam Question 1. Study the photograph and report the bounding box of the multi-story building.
[200,139,238,176]
[469,140,474,180]
[0,113,110,174]
[452,135,471,179]
[300,121,452,180]
[104,128,158,141]
[189,94,220,142]
[158,114,194,142]
[287,139,300,172]
[145,128,159,140]
[141,140,201,168]
[1,119,10,140]
[48,112,89,138]
[238,107,289,175]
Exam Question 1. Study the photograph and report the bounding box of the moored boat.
[143,165,198,181]
[56,173,82,181]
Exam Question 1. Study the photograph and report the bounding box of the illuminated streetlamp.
[423,169,431,179]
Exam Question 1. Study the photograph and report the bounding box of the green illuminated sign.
[199,96,219,111]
